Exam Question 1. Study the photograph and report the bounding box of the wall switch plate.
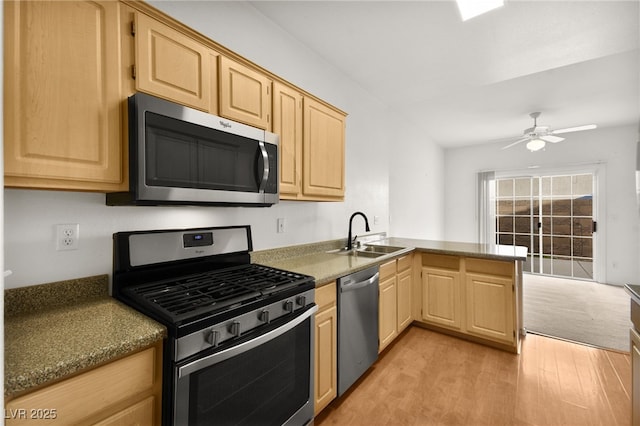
[277,218,285,233]
[56,224,79,251]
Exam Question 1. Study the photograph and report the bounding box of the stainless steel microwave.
[106,93,279,206]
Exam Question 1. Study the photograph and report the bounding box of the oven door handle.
[178,304,318,378]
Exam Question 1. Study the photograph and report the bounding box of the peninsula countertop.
[253,237,527,286]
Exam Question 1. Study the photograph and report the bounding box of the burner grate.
[125,264,310,321]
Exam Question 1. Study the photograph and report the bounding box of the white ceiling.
[249,0,640,148]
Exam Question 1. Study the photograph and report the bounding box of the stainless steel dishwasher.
[337,265,379,396]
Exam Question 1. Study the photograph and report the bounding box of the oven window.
[145,111,261,193]
[188,317,311,426]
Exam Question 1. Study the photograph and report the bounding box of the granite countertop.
[254,236,527,286]
[625,284,640,304]
[4,275,166,399]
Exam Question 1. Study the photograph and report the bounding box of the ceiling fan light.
[526,138,546,152]
[456,0,504,21]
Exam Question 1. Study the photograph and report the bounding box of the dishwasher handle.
[340,272,379,292]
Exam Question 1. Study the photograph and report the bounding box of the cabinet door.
[379,275,398,353]
[219,56,272,129]
[134,12,216,112]
[397,267,413,333]
[4,0,126,191]
[273,82,303,198]
[421,268,462,330]
[314,282,337,415]
[465,273,514,344]
[302,98,346,199]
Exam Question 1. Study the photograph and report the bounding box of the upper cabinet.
[273,82,303,197]
[219,56,272,130]
[4,0,346,198]
[132,12,218,113]
[303,98,346,199]
[4,0,127,191]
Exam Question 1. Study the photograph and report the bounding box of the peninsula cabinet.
[418,253,521,353]
[378,260,398,353]
[4,0,127,192]
[378,254,414,353]
[4,343,162,425]
[421,254,463,330]
[132,11,218,113]
[314,281,338,416]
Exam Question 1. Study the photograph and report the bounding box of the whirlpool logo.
[219,121,232,129]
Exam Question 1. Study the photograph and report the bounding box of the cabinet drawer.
[466,258,513,278]
[6,347,156,425]
[422,253,460,271]
[379,260,397,280]
[397,255,412,272]
[316,281,337,312]
[92,396,155,426]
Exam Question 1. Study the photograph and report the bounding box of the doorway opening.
[495,173,596,280]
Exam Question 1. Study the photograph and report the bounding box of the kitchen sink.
[327,244,406,258]
[359,245,405,254]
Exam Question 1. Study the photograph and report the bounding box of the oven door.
[174,304,318,426]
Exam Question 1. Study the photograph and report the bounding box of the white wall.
[389,125,445,239]
[3,1,442,289]
[444,124,638,285]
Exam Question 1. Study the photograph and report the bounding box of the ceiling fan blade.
[552,124,597,134]
[501,137,529,150]
[540,135,564,143]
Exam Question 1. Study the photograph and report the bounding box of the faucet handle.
[352,235,361,249]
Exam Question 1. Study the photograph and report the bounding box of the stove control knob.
[283,300,294,312]
[229,321,241,337]
[296,295,307,307]
[259,309,270,323]
[205,329,220,347]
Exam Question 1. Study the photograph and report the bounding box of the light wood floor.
[316,326,631,426]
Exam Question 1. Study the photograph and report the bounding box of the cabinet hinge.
[130,21,136,36]
[513,330,516,338]
[131,65,136,80]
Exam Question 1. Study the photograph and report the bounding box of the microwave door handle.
[257,141,269,192]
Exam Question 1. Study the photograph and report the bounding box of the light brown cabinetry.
[378,261,398,353]
[396,255,414,332]
[4,0,127,191]
[421,255,462,330]
[273,82,303,197]
[418,253,519,352]
[378,254,414,353]
[314,281,337,416]
[219,56,272,130]
[5,343,162,425]
[132,11,218,113]
[302,98,346,199]
[464,258,515,344]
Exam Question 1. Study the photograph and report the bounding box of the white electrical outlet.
[277,218,285,233]
[56,224,80,251]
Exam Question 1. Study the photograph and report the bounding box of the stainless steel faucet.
[347,212,371,250]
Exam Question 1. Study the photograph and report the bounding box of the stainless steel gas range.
[112,226,317,426]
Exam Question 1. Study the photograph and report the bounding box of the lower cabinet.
[419,253,519,351]
[5,342,162,425]
[379,254,414,353]
[314,281,337,416]
[378,261,398,353]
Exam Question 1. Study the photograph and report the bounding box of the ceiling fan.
[502,112,597,152]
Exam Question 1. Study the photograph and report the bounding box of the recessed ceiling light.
[456,0,504,21]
